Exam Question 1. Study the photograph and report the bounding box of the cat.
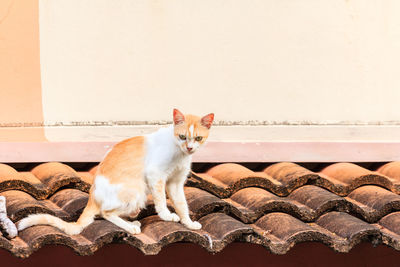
[17,109,214,235]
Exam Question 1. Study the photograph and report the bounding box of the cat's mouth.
[184,148,195,154]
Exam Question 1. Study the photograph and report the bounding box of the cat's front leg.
[147,176,180,222]
[167,178,202,230]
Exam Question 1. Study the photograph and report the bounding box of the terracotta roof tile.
[185,187,229,221]
[0,164,47,199]
[377,162,400,182]
[190,163,274,198]
[346,185,400,222]
[199,213,253,252]
[1,161,400,257]
[252,212,333,254]
[49,189,89,221]
[377,212,400,250]
[315,211,380,242]
[319,163,399,195]
[263,162,319,193]
[0,190,66,222]
[287,185,347,216]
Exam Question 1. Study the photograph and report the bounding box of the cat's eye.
[195,136,203,142]
[179,134,186,140]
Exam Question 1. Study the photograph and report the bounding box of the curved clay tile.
[198,212,253,253]
[376,162,400,193]
[140,215,210,253]
[31,162,91,196]
[184,187,229,221]
[318,163,395,195]
[0,164,47,199]
[0,190,60,222]
[378,212,400,250]
[263,162,319,192]
[2,161,400,257]
[288,185,348,219]
[49,189,89,221]
[227,187,309,223]
[253,212,332,254]
[18,224,92,257]
[190,163,298,197]
[315,211,381,250]
[346,185,400,223]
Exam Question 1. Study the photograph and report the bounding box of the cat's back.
[97,136,146,181]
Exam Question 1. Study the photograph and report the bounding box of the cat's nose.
[187,147,193,152]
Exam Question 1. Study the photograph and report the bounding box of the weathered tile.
[0,161,400,257]
[346,185,400,222]
[198,213,253,252]
[263,162,319,194]
[288,185,349,219]
[377,162,400,182]
[319,163,395,195]
[0,164,48,199]
[49,189,89,221]
[377,212,400,250]
[0,191,58,222]
[79,219,148,254]
[185,187,229,220]
[190,163,282,198]
[18,225,92,256]
[252,212,333,254]
[376,162,400,193]
[315,212,381,251]
[140,215,209,252]
[227,187,306,223]
[31,162,90,194]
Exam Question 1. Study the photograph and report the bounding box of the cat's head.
[173,109,214,155]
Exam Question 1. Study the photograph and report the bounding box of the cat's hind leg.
[102,211,141,235]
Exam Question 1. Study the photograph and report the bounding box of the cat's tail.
[17,197,99,235]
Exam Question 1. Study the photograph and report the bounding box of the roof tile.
[49,189,89,221]
[227,187,308,223]
[0,164,47,199]
[0,190,62,222]
[31,162,91,195]
[319,163,398,195]
[346,185,400,222]
[377,212,400,250]
[184,187,229,221]
[1,161,400,257]
[288,185,348,219]
[316,212,380,242]
[252,212,332,254]
[263,162,319,192]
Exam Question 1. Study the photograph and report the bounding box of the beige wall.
[38,0,400,125]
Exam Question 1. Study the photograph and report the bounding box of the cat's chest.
[144,135,191,178]
[145,154,190,179]
[164,157,190,177]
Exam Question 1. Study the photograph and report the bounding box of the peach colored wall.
[1,1,400,130]
[38,0,400,125]
[0,1,400,159]
[0,0,45,141]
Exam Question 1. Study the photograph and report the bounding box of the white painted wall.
[39,0,400,125]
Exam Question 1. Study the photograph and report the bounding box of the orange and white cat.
[17,109,214,235]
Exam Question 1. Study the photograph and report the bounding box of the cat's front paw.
[158,211,180,222]
[182,220,202,230]
[127,224,141,235]
[131,220,141,227]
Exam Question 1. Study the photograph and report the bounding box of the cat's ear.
[173,109,185,125]
[201,113,214,129]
